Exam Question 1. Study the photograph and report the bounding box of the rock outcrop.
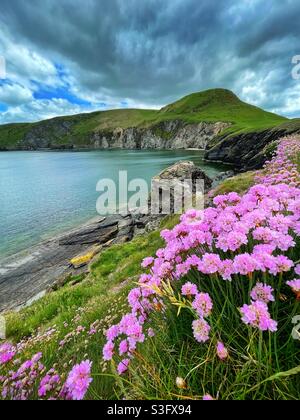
[150,160,213,215]
[91,121,230,150]
[152,160,213,189]
[7,112,300,173]
[205,127,300,170]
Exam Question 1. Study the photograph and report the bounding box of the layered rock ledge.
[0,214,162,313]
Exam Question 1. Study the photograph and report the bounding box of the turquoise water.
[0,150,225,259]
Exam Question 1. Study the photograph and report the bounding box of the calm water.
[0,150,225,260]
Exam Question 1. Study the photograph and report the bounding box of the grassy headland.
[0,89,295,150]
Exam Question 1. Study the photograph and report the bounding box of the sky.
[0,0,300,124]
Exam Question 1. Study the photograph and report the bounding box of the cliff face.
[91,121,230,150]
[4,116,300,172]
[204,127,300,170]
[20,119,76,150]
[19,120,230,151]
[12,119,300,171]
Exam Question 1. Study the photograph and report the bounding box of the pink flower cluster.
[63,360,93,401]
[103,137,300,373]
[0,347,92,400]
[1,353,44,400]
[38,369,62,398]
[250,283,275,304]
[240,301,278,332]
[0,343,16,365]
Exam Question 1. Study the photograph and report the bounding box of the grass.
[0,89,291,149]
[211,171,256,196]
[2,216,179,399]
[0,123,33,148]
[160,89,286,132]
[122,300,300,400]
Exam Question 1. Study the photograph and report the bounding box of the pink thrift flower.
[240,301,278,332]
[192,319,211,343]
[117,359,130,375]
[192,293,213,318]
[199,253,222,274]
[103,341,114,361]
[250,283,275,304]
[141,257,154,268]
[219,259,234,281]
[216,342,229,361]
[181,282,198,297]
[273,255,294,275]
[119,340,129,356]
[233,253,257,276]
[0,343,16,365]
[65,360,92,401]
[106,325,120,341]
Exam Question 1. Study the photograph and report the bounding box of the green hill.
[160,88,287,131]
[0,88,294,150]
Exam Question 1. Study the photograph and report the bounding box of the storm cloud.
[0,0,300,122]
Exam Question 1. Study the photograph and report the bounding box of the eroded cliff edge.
[11,120,230,151]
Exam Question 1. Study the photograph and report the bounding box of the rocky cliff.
[18,120,230,151]
[10,118,300,171]
[91,121,230,150]
[205,125,300,170]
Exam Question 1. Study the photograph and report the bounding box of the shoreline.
[0,211,152,313]
[0,162,234,314]
[0,214,103,268]
[0,213,150,313]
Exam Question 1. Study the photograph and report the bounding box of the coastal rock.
[205,127,300,170]
[0,215,136,312]
[153,160,212,189]
[150,161,212,215]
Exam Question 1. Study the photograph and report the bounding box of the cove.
[0,149,226,260]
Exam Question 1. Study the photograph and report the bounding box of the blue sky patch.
[0,103,8,112]
[32,82,91,107]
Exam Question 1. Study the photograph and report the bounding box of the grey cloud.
[0,0,300,121]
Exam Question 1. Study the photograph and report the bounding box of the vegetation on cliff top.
[0,89,294,149]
